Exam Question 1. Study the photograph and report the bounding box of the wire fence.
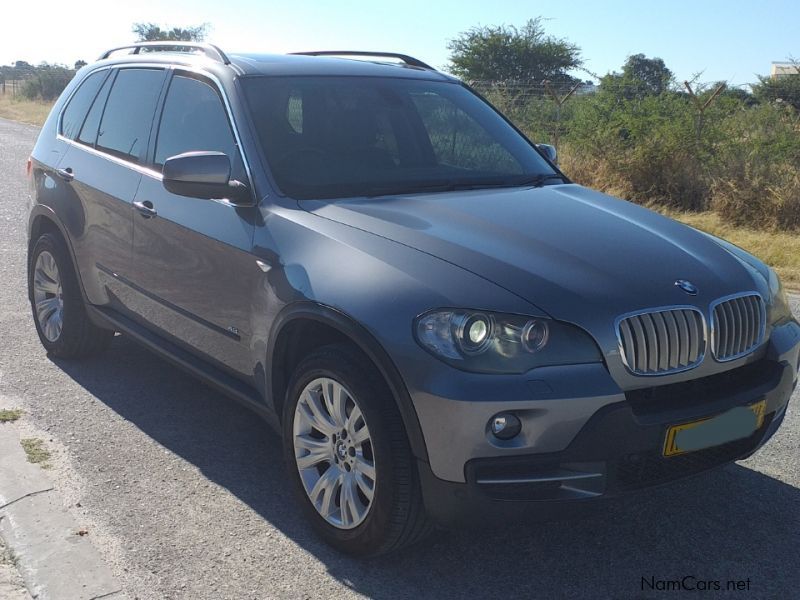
[0,79,25,96]
[474,80,598,148]
[468,79,738,149]
[471,80,598,100]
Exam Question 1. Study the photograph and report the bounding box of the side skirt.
[87,304,280,431]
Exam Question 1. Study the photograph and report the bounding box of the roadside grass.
[0,95,52,126]
[658,209,800,291]
[0,408,23,423]
[20,438,52,469]
[0,539,19,568]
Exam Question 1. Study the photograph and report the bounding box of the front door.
[127,71,258,379]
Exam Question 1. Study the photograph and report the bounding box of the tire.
[282,343,432,556]
[28,233,114,358]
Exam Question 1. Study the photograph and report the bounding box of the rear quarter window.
[60,70,109,140]
[77,71,114,147]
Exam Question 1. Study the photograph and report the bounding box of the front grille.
[618,308,705,375]
[711,294,765,361]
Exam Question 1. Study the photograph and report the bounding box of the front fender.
[265,301,431,462]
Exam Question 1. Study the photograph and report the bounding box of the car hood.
[301,184,762,328]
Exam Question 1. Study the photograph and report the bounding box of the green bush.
[563,90,712,210]
[752,73,800,111]
[20,66,75,101]
[710,103,800,229]
[484,77,800,230]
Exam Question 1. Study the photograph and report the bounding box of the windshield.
[242,76,560,200]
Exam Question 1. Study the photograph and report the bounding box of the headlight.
[767,268,792,324]
[414,309,602,374]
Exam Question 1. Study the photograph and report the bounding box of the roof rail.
[98,42,230,65]
[290,51,434,71]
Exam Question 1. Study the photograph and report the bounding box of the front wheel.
[282,344,431,556]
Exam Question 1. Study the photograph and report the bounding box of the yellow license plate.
[663,400,766,457]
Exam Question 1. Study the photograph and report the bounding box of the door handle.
[133,200,157,218]
[56,167,74,182]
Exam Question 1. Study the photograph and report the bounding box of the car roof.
[230,53,453,80]
[94,48,455,82]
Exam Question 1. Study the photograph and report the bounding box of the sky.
[1,0,797,86]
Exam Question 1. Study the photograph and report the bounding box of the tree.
[132,22,210,42]
[752,71,800,111]
[601,54,673,100]
[20,64,74,100]
[446,18,581,84]
[623,54,672,95]
[12,60,34,78]
[74,60,87,70]
[717,84,757,107]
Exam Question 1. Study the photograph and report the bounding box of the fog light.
[490,412,522,440]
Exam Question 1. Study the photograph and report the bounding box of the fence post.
[684,81,726,144]
[543,80,581,149]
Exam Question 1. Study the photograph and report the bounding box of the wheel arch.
[266,302,429,463]
[27,207,85,301]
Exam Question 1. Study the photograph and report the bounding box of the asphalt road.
[1,116,799,600]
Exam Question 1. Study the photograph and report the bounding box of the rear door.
[127,70,258,378]
[56,67,167,307]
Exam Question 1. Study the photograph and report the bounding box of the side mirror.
[536,144,558,165]
[162,151,250,204]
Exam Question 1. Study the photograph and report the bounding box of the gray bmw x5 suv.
[27,42,800,555]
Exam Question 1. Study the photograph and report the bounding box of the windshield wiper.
[508,173,568,187]
[436,174,567,191]
[362,173,567,197]
[364,182,457,197]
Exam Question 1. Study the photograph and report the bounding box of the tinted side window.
[77,71,114,147]
[60,70,108,140]
[96,69,164,163]
[154,75,240,172]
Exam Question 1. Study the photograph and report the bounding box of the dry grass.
[20,437,51,469]
[561,145,800,290]
[0,95,53,126]
[710,164,800,231]
[657,209,800,291]
[0,408,23,423]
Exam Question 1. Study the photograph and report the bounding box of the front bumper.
[415,320,800,524]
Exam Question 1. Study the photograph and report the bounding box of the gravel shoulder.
[0,537,32,600]
[0,403,126,600]
[1,117,799,599]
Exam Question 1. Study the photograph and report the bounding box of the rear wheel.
[28,233,113,358]
[283,344,432,556]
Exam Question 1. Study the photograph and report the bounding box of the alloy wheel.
[292,377,376,529]
[32,250,64,342]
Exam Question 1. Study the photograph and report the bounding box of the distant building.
[771,62,799,79]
